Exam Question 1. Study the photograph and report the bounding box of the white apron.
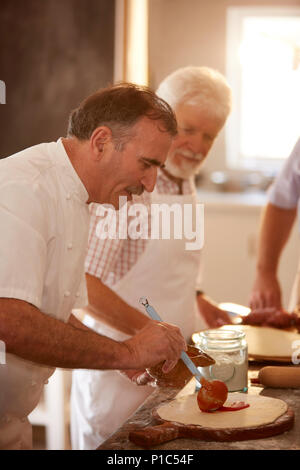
[71,190,206,449]
[0,353,54,450]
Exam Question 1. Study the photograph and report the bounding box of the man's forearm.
[0,298,132,370]
[256,203,297,275]
[86,273,150,335]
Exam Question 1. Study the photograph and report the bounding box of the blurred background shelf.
[198,190,300,309]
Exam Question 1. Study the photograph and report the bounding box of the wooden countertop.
[97,365,300,450]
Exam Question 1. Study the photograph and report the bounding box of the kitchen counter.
[97,365,300,450]
[196,189,267,209]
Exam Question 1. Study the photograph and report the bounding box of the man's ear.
[90,126,113,160]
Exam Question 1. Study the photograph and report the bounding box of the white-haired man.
[70,67,232,449]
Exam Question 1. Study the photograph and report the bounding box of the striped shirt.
[85,169,194,287]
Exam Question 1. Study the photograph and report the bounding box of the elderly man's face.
[165,103,225,179]
[98,117,172,208]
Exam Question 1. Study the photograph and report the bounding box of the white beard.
[165,149,205,179]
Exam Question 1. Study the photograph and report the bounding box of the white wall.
[148,0,300,175]
[148,0,300,308]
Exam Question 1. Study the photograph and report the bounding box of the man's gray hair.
[156,66,232,123]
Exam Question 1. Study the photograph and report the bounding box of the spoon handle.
[139,297,202,387]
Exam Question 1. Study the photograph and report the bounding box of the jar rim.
[199,328,245,341]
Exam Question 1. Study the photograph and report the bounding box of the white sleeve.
[268,138,300,209]
[0,182,48,309]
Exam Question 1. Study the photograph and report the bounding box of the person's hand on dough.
[197,293,232,327]
[249,272,282,311]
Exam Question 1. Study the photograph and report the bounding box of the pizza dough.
[220,325,300,359]
[157,392,287,429]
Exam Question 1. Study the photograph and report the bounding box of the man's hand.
[123,320,186,373]
[197,294,232,327]
[249,203,296,311]
[249,272,282,310]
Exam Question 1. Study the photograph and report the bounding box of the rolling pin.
[258,366,300,388]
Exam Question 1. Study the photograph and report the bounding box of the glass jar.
[196,329,248,392]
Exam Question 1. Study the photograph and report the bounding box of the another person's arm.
[196,292,231,327]
[249,203,296,310]
[0,298,186,373]
[85,273,150,335]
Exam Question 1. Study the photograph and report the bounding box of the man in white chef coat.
[0,83,187,450]
[71,67,232,449]
[250,138,300,314]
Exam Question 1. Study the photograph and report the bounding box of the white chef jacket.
[0,139,90,444]
[268,138,300,229]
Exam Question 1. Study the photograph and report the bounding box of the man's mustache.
[126,185,145,196]
[175,149,204,161]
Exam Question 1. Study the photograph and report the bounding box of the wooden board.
[129,395,294,448]
[192,325,300,363]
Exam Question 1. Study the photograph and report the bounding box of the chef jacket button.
[66,194,71,200]
[64,291,71,297]
[67,243,73,250]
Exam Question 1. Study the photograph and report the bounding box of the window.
[226,7,300,171]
